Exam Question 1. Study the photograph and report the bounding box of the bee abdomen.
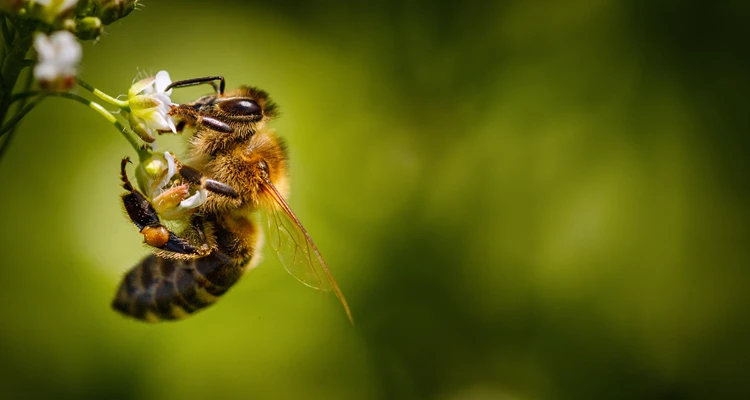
[112,252,245,322]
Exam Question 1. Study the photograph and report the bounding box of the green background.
[1,0,749,399]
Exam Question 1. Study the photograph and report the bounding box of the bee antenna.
[166,76,225,95]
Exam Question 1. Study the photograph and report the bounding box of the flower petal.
[50,31,81,66]
[128,77,155,97]
[129,94,161,113]
[154,70,173,95]
[33,63,57,81]
[152,92,172,107]
[155,152,178,191]
[178,189,208,210]
[126,70,176,139]
[33,33,55,61]
[166,116,177,133]
[61,0,79,12]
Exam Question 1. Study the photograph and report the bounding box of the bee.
[111,76,353,324]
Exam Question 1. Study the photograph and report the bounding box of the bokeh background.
[1,0,749,399]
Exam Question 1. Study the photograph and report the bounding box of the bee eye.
[219,98,261,116]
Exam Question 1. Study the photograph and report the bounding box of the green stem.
[76,77,130,108]
[0,17,10,64]
[0,65,33,165]
[0,131,12,163]
[0,20,33,133]
[0,94,47,137]
[1,15,12,48]
[52,92,150,159]
[10,90,40,103]
[0,92,152,161]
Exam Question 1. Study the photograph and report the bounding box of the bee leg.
[120,158,201,255]
[167,104,233,133]
[167,100,234,134]
[175,163,240,199]
[175,119,187,132]
[198,116,233,133]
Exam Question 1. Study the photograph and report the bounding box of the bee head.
[213,86,278,125]
[171,86,279,155]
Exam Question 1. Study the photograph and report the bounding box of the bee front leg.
[169,104,233,134]
[174,162,240,199]
[120,158,202,256]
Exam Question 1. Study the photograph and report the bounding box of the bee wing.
[260,177,353,324]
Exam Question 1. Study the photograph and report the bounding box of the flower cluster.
[0,0,181,167]
[2,0,139,91]
[0,3,198,249]
[1,0,185,186]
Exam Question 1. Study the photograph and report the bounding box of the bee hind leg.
[120,157,202,256]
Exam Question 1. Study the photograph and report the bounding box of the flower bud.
[143,156,168,178]
[93,0,137,25]
[74,16,102,40]
[128,112,157,143]
[136,152,173,194]
[63,18,77,31]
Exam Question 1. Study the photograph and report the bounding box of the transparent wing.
[264,200,331,291]
[260,178,353,324]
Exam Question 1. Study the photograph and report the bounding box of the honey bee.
[111,76,353,324]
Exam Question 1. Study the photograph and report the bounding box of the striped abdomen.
[111,252,246,322]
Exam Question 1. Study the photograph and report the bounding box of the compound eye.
[219,98,262,116]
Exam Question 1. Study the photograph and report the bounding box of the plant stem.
[0,94,46,137]
[0,65,33,165]
[0,17,9,44]
[50,92,151,160]
[0,16,11,63]
[0,19,33,137]
[10,90,40,103]
[0,92,151,161]
[76,77,130,108]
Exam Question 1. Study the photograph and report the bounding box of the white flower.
[33,31,82,91]
[31,0,79,21]
[33,0,78,11]
[127,70,176,142]
[137,152,208,220]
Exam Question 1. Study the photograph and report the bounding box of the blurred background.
[1,0,749,398]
